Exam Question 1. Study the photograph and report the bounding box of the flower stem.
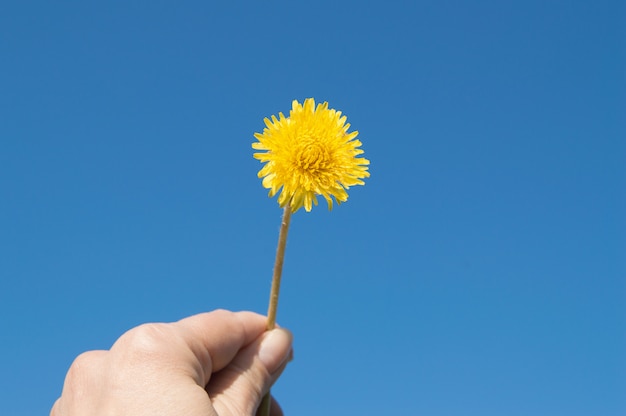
[265,204,292,330]
[258,204,292,416]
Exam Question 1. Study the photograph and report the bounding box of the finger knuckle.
[114,323,175,360]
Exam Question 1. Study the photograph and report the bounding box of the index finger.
[174,309,268,383]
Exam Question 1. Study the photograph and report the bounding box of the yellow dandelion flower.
[252,98,370,212]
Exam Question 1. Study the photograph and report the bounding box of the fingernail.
[258,328,293,374]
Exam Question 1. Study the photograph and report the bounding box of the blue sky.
[1,1,624,415]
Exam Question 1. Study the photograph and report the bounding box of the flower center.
[295,140,329,171]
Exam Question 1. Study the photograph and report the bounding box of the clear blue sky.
[1,1,624,415]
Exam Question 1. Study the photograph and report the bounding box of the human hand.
[51,310,293,416]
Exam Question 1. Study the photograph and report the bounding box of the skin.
[51,310,293,416]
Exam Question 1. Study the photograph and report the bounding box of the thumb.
[208,328,293,416]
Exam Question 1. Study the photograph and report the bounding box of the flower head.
[253,98,370,212]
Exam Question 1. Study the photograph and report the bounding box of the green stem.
[258,204,292,416]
